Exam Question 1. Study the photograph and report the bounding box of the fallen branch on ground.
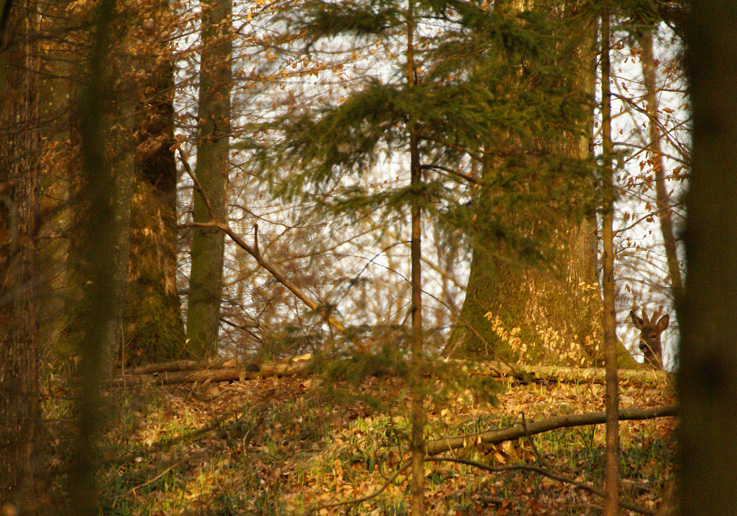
[110,357,313,386]
[453,359,670,386]
[425,405,677,455]
[426,457,654,515]
[114,355,671,388]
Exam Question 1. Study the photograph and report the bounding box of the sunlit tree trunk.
[186,0,232,358]
[446,2,638,368]
[679,2,737,514]
[599,11,619,516]
[125,0,185,365]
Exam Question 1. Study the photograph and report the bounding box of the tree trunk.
[446,4,640,368]
[599,12,619,516]
[107,94,136,374]
[407,3,425,513]
[67,0,130,511]
[639,29,684,302]
[125,0,185,365]
[0,0,42,508]
[679,2,737,515]
[186,0,232,359]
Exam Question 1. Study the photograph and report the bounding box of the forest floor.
[46,371,676,516]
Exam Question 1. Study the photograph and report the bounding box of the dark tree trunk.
[0,0,42,508]
[407,4,425,513]
[679,2,737,515]
[66,0,136,511]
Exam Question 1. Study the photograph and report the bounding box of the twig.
[521,412,548,468]
[306,462,412,514]
[426,457,654,515]
[177,149,353,340]
[112,451,208,501]
[177,149,216,221]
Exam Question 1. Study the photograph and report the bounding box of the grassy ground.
[47,372,676,515]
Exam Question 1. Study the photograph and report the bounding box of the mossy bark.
[448,4,638,368]
[124,6,185,364]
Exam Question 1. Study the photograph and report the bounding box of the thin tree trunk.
[186,0,232,358]
[640,29,683,301]
[600,12,619,516]
[407,2,425,514]
[680,2,737,515]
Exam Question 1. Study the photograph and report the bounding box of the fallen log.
[113,355,670,387]
[455,360,670,386]
[110,359,312,386]
[425,405,677,456]
[125,359,222,375]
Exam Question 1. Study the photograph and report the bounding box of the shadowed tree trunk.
[66,0,130,511]
[679,2,737,515]
[0,0,42,509]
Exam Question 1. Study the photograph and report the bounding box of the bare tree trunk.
[186,0,232,358]
[67,0,134,511]
[679,2,737,515]
[600,12,619,516]
[640,29,683,302]
[407,3,425,514]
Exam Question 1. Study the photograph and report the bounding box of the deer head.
[630,308,669,369]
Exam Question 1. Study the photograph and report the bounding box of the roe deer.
[630,308,669,369]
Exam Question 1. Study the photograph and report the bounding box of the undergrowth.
[47,374,675,515]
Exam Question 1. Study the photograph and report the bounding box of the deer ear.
[630,310,643,328]
[657,314,670,331]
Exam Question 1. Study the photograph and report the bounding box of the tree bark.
[407,3,425,513]
[640,29,684,302]
[186,0,232,358]
[425,405,676,456]
[446,3,640,369]
[599,12,619,516]
[679,2,737,515]
[67,0,127,512]
[125,0,185,365]
[111,358,312,386]
[113,356,671,386]
[0,0,42,508]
